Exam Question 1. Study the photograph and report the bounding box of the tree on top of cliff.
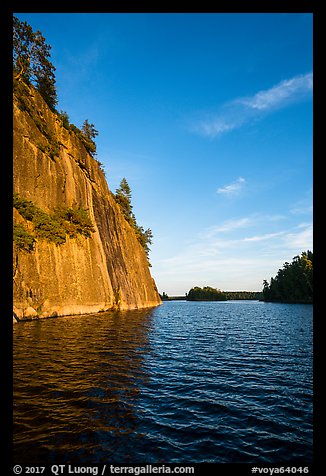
[115,178,134,226]
[80,119,98,157]
[13,16,57,111]
[115,178,153,263]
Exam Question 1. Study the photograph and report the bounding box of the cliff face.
[13,83,161,319]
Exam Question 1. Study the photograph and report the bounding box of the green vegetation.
[262,251,313,303]
[68,121,99,158]
[115,178,134,224]
[223,291,263,300]
[81,119,98,156]
[36,140,60,160]
[187,286,227,301]
[160,294,186,301]
[58,110,70,130]
[13,223,36,252]
[160,291,262,301]
[14,79,99,164]
[114,178,153,262]
[184,288,262,301]
[13,17,100,167]
[13,19,154,262]
[13,78,62,162]
[13,15,57,111]
[13,194,95,249]
[54,206,95,238]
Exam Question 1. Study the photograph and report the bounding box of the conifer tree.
[262,251,313,303]
[13,16,57,110]
[115,178,153,261]
[81,119,98,140]
[81,119,98,156]
[115,178,134,226]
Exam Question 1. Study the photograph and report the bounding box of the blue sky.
[15,13,313,295]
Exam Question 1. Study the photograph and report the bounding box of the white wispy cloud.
[237,73,313,111]
[208,217,252,234]
[283,223,313,250]
[217,177,246,197]
[289,193,313,216]
[202,213,285,239]
[242,231,286,243]
[191,72,313,138]
[195,118,240,137]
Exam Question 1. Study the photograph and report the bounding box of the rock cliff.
[13,83,161,320]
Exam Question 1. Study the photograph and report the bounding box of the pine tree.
[13,16,58,110]
[81,119,98,140]
[115,178,153,261]
[115,178,134,226]
[36,70,57,111]
[58,110,70,129]
[80,119,98,156]
[13,16,34,83]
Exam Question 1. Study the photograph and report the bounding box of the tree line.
[262,251,313,303]
[223,291,263,300]
[185,287,262,301]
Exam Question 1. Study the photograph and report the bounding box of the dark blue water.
[13,301,313,464]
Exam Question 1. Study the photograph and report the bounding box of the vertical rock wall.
[13,84,161,319]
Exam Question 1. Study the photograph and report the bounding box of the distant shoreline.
[161,291,263,302]
[162,297,312,304]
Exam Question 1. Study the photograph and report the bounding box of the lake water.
[13,300,313,464]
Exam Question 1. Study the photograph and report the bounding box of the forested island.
[187,287,227,301]
[187,287,263,301]
[160,288,263,301]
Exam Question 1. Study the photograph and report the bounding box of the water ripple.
[14,302,313,463]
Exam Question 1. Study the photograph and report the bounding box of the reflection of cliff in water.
[13,309,155,464]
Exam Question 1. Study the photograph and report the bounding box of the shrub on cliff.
[54,206,95,238]
[13,223,36,252]
[13,194,95,246]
